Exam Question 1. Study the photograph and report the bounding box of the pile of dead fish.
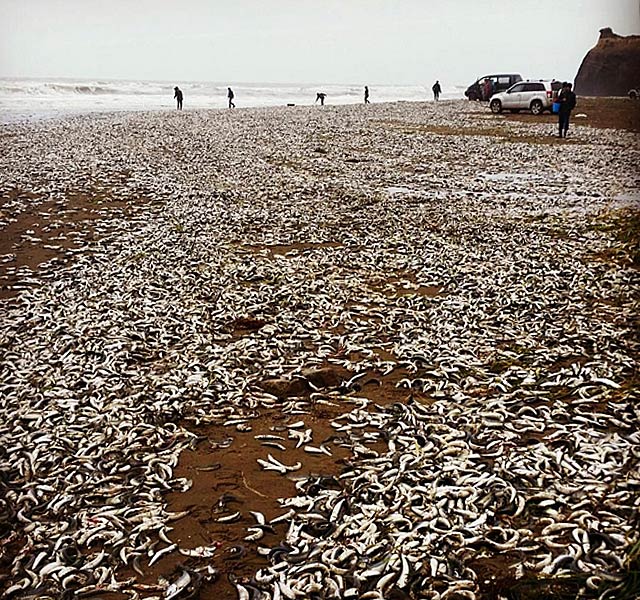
[238,388,639,599]
[0,100,638,599]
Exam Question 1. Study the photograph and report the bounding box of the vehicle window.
[508,83,525,93]
[498,77,511,86]
[524,83,545,92]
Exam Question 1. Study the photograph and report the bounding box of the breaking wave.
[0,77,465,123]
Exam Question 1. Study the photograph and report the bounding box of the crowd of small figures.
[0,100,638,599]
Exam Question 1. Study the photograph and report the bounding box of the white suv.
[490,80,562,115]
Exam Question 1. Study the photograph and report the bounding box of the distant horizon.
[1,1,638,90]
[0,63,616,88]
[0,74,468,88]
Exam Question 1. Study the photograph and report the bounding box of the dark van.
[465,74,523,101]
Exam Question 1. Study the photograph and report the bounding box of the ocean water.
[0,77,464,123]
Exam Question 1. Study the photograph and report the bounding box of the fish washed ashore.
[0,100,639,600]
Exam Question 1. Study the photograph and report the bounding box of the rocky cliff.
[575,28,640,96]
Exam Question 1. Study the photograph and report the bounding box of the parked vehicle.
[489,80,563,115]
[465,74,522,101]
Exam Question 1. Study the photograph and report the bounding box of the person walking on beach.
[315,92,327,106]
[174,86,183,110]
[364,86,370,104]
[432,80,441,101]
[557,82,577,138]
[227,87,235,108]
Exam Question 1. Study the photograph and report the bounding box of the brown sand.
[0,187,148,300]
[498,96,640,133]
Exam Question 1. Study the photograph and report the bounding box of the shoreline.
[0,97,458,126]
[2,95,638,132]
[1,99,638,600]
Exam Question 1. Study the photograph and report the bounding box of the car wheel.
[629,89,638,99]
[530,100,544,115]
[490,99,502,114]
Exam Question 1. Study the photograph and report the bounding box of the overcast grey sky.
[1,0,638,85]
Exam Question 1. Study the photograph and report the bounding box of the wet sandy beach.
[1,99,639,600]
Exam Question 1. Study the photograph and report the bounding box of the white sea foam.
[0,77,464,123]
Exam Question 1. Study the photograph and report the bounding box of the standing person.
[227,87,235,108]
[557,82,577,138]
[483,78,493,101]
[364,86,370,104]
[315,92,326,105]
[173,86,183,110]
[432,80,442,101]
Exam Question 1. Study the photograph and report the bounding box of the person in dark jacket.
[557,82,577,137]
[315,92,327,105]
[483,78,494,101]
[432,80,442,101]
[364,86,370,104]
[227,87,235,108]
[174,86,183,110]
